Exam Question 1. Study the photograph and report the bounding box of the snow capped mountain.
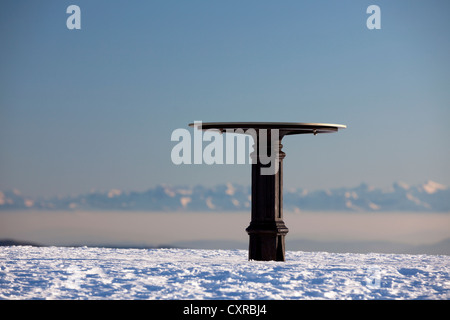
[1,181,449,212]
[0,190,35,209]
[420,180,447,194]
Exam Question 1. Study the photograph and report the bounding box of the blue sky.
[1,0,449,197]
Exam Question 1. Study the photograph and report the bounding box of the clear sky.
[1,0,449,198]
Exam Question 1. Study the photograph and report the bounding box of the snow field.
[0,246,449,300]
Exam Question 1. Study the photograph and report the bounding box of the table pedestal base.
[246,221,288,261]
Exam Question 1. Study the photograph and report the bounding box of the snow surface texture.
[1,246,449,300]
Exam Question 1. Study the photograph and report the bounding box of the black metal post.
[246,130,289,261]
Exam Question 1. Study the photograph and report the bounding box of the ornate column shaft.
[246,130,289,261]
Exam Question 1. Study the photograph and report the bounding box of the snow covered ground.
[0,246,449,300]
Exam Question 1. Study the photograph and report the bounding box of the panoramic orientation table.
[189,122,346,261]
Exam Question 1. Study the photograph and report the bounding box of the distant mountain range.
[1,180,449,212]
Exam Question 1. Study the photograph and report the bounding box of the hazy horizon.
[2,210,449,254]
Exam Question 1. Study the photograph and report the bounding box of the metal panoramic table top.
[189,122,347,136]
